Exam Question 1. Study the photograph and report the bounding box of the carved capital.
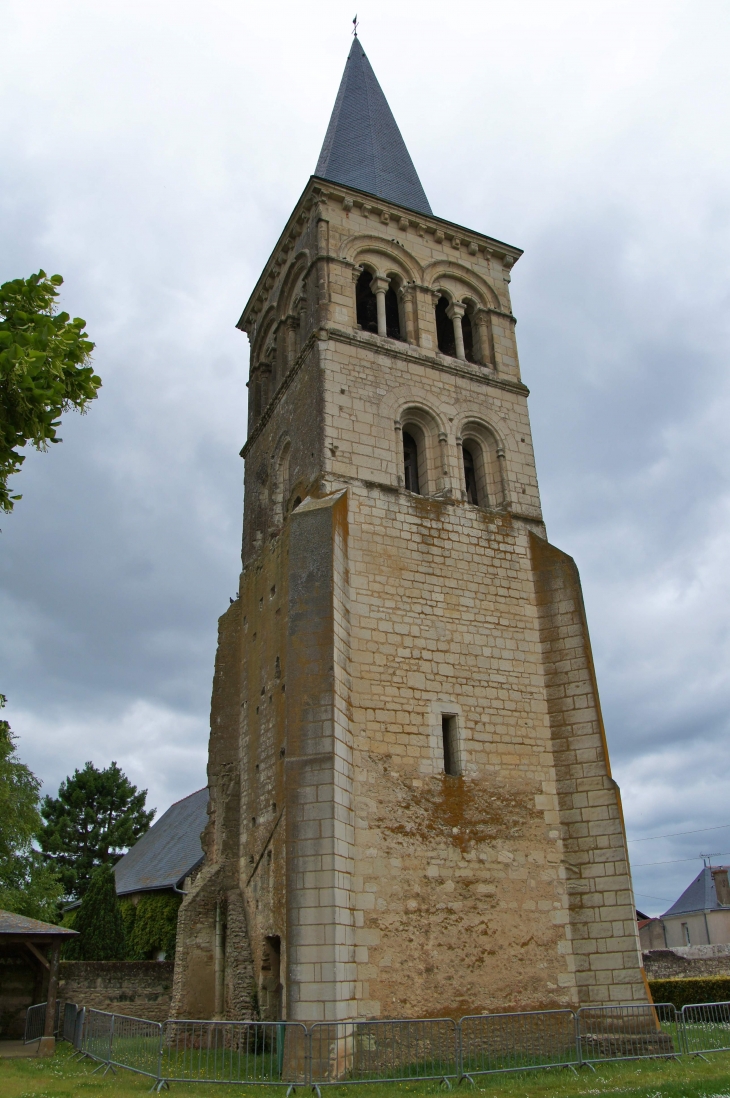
[446,301,466,321]
[370,275,390,296]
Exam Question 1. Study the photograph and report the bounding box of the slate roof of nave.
[315,37,432,216]
[114,786,208,896]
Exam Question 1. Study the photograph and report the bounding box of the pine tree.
[39,761,154,899]
[69,863,125,961]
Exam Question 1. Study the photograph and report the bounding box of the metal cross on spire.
[352,14,359,36]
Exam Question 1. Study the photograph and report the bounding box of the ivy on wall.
[120,894,182,961]
[62,891,181,961]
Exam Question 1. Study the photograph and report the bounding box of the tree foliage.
[0,270,100,513]
[65,863,125,961]
[40,761,154,900]
[0,695,63,921]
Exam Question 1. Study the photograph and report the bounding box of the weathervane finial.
[352,14,359,36]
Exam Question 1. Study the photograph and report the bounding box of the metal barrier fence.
[35,999,730,1086]
[82,1008,114,1064]
[460,1009,578,1078]
[576,1003,679,1063]
[309,1018,459,1085]
[62,1002,78,1043]
[161,1020,308,1087]
[108,1012,164,1079]
[23,1000,60,1043]
[682,1001,730,1055]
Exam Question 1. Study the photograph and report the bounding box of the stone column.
[394,420,403,486]
[438,431,451,494]
[455,436,465,499]
[446,301,466,360]
[284,317,299,368]
[371,275,390,337]
[496,446,510,509]
[474,308,494,366]
[398,283,417,344]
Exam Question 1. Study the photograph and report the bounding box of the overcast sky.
[1,0,729,917]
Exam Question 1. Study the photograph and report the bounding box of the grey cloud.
[1,1,729,916]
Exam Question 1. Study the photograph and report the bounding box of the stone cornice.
[238,176,523,335]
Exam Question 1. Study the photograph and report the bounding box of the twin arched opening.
[435,295,478,363]
[356,268,404,341]
[398,409,506,509]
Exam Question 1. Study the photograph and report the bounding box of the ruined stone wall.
[644,945,730,979]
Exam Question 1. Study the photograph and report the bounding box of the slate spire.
[315,39,432,216]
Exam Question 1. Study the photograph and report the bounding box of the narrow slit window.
[442,715,458,775]
[403,431,421,494]
[463,445,478,505]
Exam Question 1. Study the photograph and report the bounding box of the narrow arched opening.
[462,443,479,505]
[435,296,455,356]
[403,431,421,494]
[384,286,401,339]
[462,311,476,363]
[356,269,378,333]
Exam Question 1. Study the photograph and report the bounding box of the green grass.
[4,1043,730,1098]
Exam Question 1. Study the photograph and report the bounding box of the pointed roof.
[662,865,730,917]
[315,38,432,216]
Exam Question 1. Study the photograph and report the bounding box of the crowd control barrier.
[29,997,730,1088]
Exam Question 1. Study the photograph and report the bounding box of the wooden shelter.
[0,910,77,1050]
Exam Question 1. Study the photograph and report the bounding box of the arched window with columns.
[459,421,507,509]
[403,431,420,493]
[398,407,443,496]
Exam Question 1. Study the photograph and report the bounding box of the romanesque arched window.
[462,310,476,364]
[460,422,506,508]
[403,431,420,493]
[462,442,479,505]
[384,276,402,340]
[435,296,455,356]
[356,269,378,333]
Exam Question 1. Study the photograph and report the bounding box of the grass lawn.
[3,1044,730,1098]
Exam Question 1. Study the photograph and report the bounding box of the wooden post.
[38,941,60,1055]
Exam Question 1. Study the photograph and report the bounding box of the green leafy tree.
[0,269,100,513]
[40,761,155,900]
[0,695,63,921]
[66,863,125,961]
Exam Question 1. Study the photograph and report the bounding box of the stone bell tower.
[172,37,649,1025]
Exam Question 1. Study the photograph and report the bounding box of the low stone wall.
[59,961,174,1023]
[644,945,730,979]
